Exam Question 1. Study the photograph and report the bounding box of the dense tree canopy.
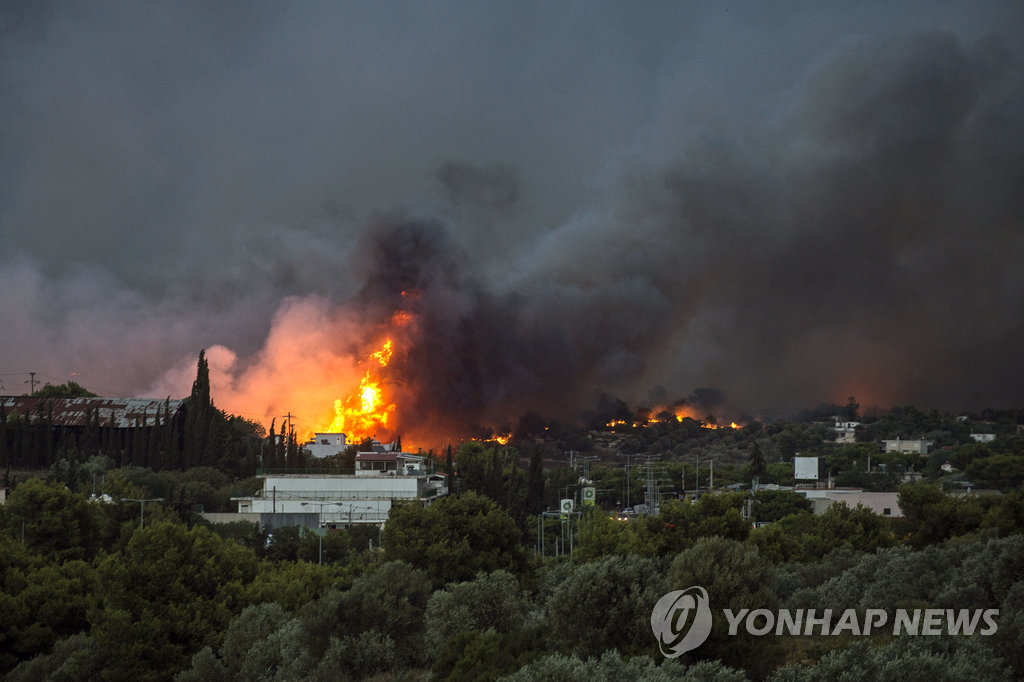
[2,395,1024,679]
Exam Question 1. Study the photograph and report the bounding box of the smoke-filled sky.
[2,1,1023,435]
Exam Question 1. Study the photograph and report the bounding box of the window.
[883,508,891,516]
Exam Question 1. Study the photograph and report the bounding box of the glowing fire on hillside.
[607,406,742,431]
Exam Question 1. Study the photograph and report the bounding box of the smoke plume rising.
[2,3,1023,441]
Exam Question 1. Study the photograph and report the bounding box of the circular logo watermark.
[651,586,713,657]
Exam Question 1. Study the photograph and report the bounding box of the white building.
[970,433,997,443]
[882,438,932,455]
[798,489,902,518]
[305,432,349,459]
[232,448,446,527]
[834,420,860,444]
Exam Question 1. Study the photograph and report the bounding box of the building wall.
[245,498,393,524]
[260,474,423,501]
[234,473,446,526]
[882,439,932,454]
[807,491,902,517]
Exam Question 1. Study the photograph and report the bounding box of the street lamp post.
[121,497,164,530]
[301,501,332,565]
[301,501,374,564]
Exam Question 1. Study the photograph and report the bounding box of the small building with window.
[882,438,933,455]
[355,451,425,476]
[305,432,349,459]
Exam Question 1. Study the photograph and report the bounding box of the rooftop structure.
[0,396,182,428]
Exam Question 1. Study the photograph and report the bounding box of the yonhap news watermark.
[651,586,999,658]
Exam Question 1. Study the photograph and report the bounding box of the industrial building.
[231,437,447,528]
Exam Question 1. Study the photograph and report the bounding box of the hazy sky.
[2,1,1022,428]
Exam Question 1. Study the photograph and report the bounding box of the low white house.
[798,489,902,518]
[882,438,932,455]
[970,433,997,443]
[232,448,446,527]
[305,432,349,459]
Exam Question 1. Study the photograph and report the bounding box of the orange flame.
[371,339,393,367]
[323,338,397,442]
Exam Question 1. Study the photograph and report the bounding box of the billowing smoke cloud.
[2,3,1023,437]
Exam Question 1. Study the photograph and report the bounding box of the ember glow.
[607,407,742,431]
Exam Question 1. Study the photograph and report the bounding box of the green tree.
[898,480,986,547]
[499,650,734,682]
[748,442,767,482]
[175,602,312,682]
[0,535,98,674]
[432,629,542,682]
[574,512,654,561]
[768,638,1011,682]
[1,478,102,561]
[752,490,813,523]
[297,560,433,673]
[966,454,1024,490]
[183,351,217,469]
[424,570,531,650]
[32,382,98,398]
[456,442,527,517]
[668,536,782,676]
[546,554,667,658]
[750,502,894,563]
[382,491,528,587]
[90,521,260,680]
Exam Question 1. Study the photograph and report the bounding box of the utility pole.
[25,372,37,396]
[121,497,164,530]
[625,454,631,510]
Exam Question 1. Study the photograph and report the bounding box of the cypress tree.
[150,407,161,468]
[162,397,177,468]
[268,419,277,470]
[184,350,215,468]
[276,419,287,469]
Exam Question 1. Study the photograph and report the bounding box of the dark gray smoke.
[1,2,1022,425]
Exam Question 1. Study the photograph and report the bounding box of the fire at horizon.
[607,405,742,431]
